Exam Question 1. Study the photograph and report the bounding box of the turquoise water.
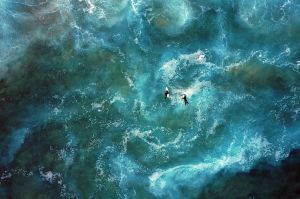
[0,0,300,198]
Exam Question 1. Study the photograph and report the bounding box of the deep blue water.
[0,0,300,198]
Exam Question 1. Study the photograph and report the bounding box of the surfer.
[180,94,189,105]
[165,87,170,99]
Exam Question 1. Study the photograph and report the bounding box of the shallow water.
[0,0,300,198]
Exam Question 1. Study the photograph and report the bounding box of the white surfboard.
[165,87,170,98]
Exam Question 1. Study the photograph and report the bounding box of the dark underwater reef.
[200,148,300,199]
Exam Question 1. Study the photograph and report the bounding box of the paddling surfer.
[180,94,189,105]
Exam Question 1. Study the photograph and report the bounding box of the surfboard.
[165,87,170,98]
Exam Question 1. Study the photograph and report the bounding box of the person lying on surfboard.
[165,87,170,99]
[180,94,189,105]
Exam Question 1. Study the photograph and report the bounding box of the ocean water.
[0,0,300,198]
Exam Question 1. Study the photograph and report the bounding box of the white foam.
[149,154,243,195]
[125,75,134,88]
[109,154,142,193]
[1,172,12,180]
[97,0,129,26]
[130,0,143,15]
[239,0,267,27]
[39,169,61,184]
[179,50,206,65]
[111,95,125,104]
[240,134,272,162]
[149,171,162,183]
[161,50,207,82]
[207,119,225,136]
[149,171,166,189]
[148,128,283,196]
[122,133,129,153]
[128,128,183,151]
[86,0,96,14]
[173,80,211,98]
[274,150,287,161]
[91,101,105,111]
[53,107,61,115]
[162,59,178,81]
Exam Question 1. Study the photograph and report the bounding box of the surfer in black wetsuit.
[180,94,189,105]
[165,87,170,99]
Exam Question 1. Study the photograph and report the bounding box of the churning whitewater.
[1,0,300,198]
